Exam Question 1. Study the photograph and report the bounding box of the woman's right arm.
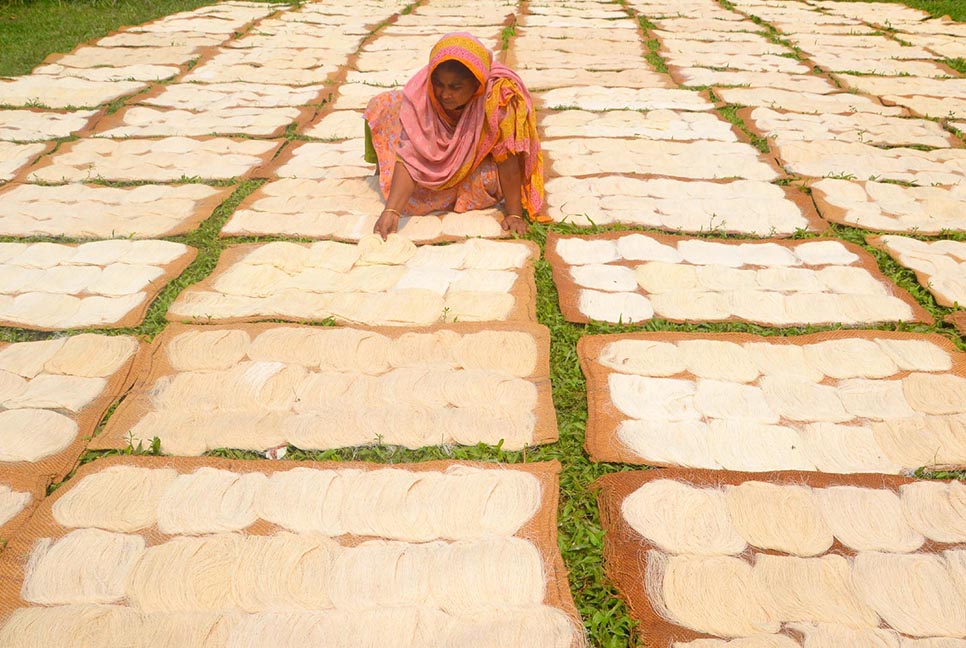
[374,160,417,240]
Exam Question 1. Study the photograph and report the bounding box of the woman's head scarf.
[397,32,545,218]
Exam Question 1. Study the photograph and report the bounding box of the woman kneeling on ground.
[364,31,545,239]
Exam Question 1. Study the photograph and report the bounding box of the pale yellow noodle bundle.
[788,622,901,648]
[152,361,301,411]
[0,338,65,378]
[157,468,266,535]
[725,482,833,556]
[429,465,543,539]
[609,374,699,421]
[836,379,917,420]
[127,534,242,613]
[52,465,178,532]
[599,339,686,377]
[677,340,759,383]
[0,408,78,462]
[617,419,720,469]
[452,330,538,377]
[442,368,537,411]
[759,376,851,423]
[899,481,966,544]
[224,609,445,648]
[852,551,966,637]
[744,342,824,382]
[646,551,778,637]
[140,611,236,648]
[0,484,30,526]
[874,339,951,372]
[22,528,144,605]
[901,639,966,648]
[708,420,814,472]
[802,339,898,379]
[872,415,966,468]
[753,554,879,627]
[231,533,341,612]
[621,480,745,555]
[256,466,541,541]
[902,373,966,415]
[256,468,351,536]
[428,536,546,614]
[800,422,901,474]
[43,333,137,377]
[675,636,799,648]
[946,549,966,610]
[326,539,436,610]
[165,329,252,371]
[440,406,536,449]
[246,328,327,367]
[388,330,461,369]
[315,329,392,374]
[815,486,923,552]
[0,604,141,648]
[444,607,577,648]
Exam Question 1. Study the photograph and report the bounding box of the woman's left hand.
[502,214,529,236]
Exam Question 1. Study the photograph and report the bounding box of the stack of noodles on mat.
[0,239,194,330]
[0,334,138,465]
[596,469,966,648]
[580,330,966,473]
[0,459,583,647]
[93,323,551,453]
[546,232,927,326]
[166,235,537,326]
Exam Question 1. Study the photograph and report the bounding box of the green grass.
[823,0,966,21]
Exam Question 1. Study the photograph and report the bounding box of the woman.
[364,32,545,239]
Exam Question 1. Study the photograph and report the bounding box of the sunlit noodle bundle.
[725,482,833,556]
[647,551,778,637]
[900,481,966,544]
[22,529,144,605]
[157,468,266,535]
[0,604,141,648]
[815,485,924,552]
[52,465,178,532]
[852,551,966,637]
[165,329,252,371]
[752,554,879,627]
[256,465,541,541]
[621,480,745,555]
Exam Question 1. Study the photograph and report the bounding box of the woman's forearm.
[386,160,416,211]
[497,154,524,216]
[374,160,417,239]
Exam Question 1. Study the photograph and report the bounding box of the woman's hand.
[502,214,529,236]
[374,208,401,240]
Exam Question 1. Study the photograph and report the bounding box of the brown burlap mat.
[0,455,582,641]
[736,106,955,148]
[0,337,144,494]
[223,179,514,245]
[579,329,964,465]
[0,474,47,549]
[546,230,933,327]
[90,321,557,453]
[0,181,232,239]
[23,135,281,184]
[867,234,962,309]
[92,103,317,140]
[594,467,960,647]
[0,244,196,331]
[166,240,540,325]
[542,173,825,237]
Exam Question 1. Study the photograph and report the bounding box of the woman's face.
[431,67,478,117]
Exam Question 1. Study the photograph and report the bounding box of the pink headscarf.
[397,32,538,194]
